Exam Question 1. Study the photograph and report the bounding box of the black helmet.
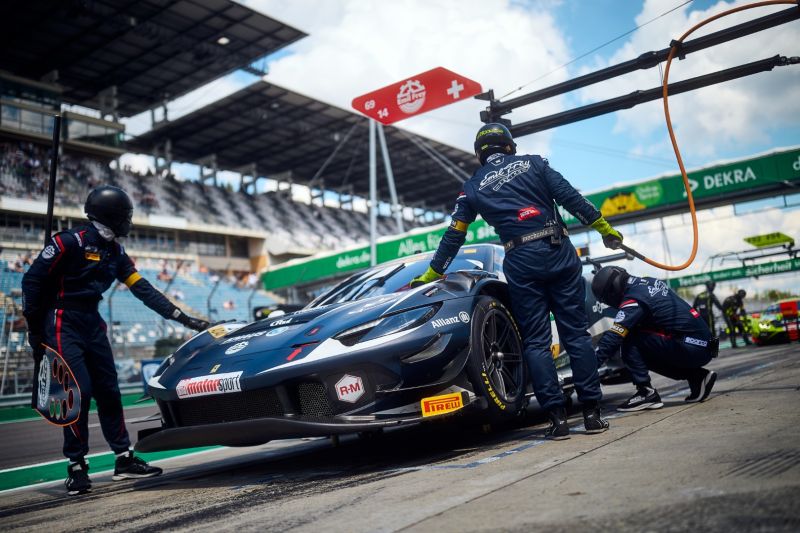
[705,281,716,292]
[85,185,133,237]
[591,266,630,307]
[474,123,516,165]
[737,289,747,299]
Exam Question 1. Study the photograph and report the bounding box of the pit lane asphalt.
[1,343,798,532]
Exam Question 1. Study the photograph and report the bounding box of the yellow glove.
[591,216,623,249]
[409,266,443,288]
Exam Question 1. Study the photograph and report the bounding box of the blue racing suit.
[22,224,182,460]
[429,152,603,410]
[595,275,715,386]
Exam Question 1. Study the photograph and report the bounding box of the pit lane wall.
[263,146,800,292]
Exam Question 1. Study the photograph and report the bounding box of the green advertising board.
[263,147,800,292]
[561,147,800,225]
[263,218,499,290]
[668,258,800,288]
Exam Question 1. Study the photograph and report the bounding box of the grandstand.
[0,1,475,395]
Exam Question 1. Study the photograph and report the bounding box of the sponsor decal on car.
[270,317,293,327]
[207,325,228,338]
[222,330,267,344]
[265,326,289,337]
[431,316,466,328]
[420,392,464,417]
[176,371,242,399]
[225,341,248,355]
[458,311,470,323]
[210,364,220,374]
[335,374,364,403]
[610,324,629,337]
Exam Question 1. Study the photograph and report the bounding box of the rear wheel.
[465,296,526,421]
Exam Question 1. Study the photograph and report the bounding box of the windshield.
[307,251,489,308]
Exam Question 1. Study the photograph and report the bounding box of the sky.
[120,0,800,298]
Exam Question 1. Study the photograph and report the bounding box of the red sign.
[352,67,482,125]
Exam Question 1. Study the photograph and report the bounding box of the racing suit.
[692,289,722,334]
[595,276,717,387]
[22,224,187,461]
[722,294,751,347]
[428,152,603,411]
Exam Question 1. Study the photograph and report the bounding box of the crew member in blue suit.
[592,266,719,412]
[411,123,623,439]
[22,185,209,495]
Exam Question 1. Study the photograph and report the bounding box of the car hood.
[158,282,464,385]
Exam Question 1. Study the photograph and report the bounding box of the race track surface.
[1,344,799,532]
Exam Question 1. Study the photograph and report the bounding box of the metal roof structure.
[125,81,477,209]
[0,0,306,117]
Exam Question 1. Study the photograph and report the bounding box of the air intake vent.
[297,382,334,417]
[171,389,283,427]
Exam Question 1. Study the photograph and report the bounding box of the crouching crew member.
[411,123,624,439]
[22,185,210,495]
[591,266,719,412]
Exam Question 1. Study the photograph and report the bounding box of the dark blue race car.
[136,244,617,452]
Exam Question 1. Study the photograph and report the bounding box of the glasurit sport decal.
[176,371,242,399]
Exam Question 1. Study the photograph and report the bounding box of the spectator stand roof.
[125,81,478,210]
[0,0,306,117]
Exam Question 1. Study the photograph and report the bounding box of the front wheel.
[465,296,527,422]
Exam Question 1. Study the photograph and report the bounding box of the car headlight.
[335,304,440,346]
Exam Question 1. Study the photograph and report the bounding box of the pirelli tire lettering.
[465,296,526,422]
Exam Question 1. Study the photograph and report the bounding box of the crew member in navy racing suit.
[22,186,209,495]
[411,123,624,439]
[692,280,723,335]
[592,266,719,412]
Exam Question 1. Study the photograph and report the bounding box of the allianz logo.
[432,312,470,328]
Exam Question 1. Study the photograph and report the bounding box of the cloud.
[578,0,800,160]
[242,0,572,155]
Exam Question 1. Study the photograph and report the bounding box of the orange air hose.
[620,0,797,271]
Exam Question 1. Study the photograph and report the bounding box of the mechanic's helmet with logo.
[474,122,517,165]
[737,289,747,299]
[85,185,134,237]
[705,281,716,292]
[591,266,630,307]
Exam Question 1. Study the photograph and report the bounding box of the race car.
[750,298,800,345]
[136,244,617,453]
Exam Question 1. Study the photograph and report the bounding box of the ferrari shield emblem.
[34,345,81,426]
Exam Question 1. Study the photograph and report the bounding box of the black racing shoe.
[583,403,609,434]
[685,370,717,403]
[113,451,163,481]
[545,407,570,440]
[617,386,664,412]
[65,460,92,495]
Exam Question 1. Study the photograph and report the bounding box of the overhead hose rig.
[478,1,799,271]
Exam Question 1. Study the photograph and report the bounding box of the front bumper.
[136,392,478,452]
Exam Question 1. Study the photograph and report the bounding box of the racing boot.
[545,406,570,440]
[65,459,91,495]
[582,401,609,434]
[617,384,663,412]
[113,450,163,480]
[685,369,717,403]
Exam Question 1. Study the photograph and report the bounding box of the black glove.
[602,232,623,250]
[176,311,210,332]
[28,331,44,362]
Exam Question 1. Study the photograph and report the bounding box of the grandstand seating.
[1,141,428,249]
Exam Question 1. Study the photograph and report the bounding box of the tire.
[465,296,527,421]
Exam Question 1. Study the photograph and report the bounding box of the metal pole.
[368,119,377,266]
[376,123,404,234]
